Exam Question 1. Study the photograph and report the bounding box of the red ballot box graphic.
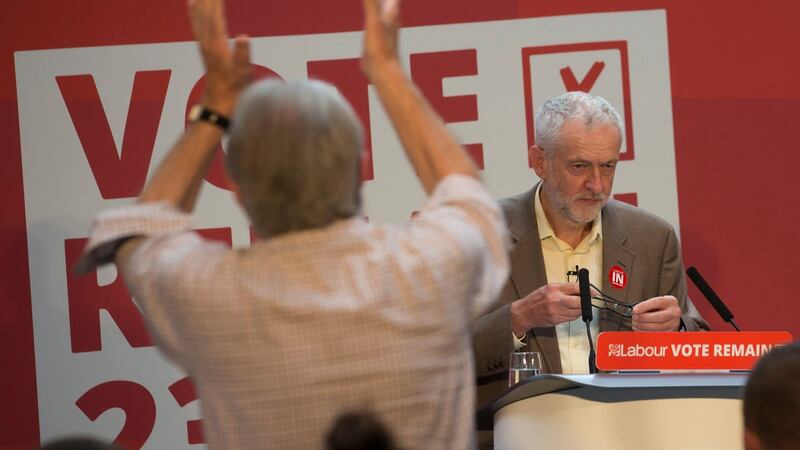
[522,41,634,161]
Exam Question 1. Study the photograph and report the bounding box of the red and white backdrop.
[3,1,799,448]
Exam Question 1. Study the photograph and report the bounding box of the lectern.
[477,373,747,450]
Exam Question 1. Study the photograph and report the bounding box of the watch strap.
[189,105,230,131]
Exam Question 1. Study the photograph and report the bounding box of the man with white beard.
[472,92,709,423]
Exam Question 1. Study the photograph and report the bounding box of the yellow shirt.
[534,184,602,374]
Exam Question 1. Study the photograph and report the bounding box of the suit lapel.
[600,202,635,331]
[507,185,562,373]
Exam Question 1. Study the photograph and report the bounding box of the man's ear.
[529,145,548,179]
[743,429,763,450]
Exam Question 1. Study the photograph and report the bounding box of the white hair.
[534,91,624,155]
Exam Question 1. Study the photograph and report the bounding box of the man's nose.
[585,167,603,193]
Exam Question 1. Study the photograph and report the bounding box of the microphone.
[578,268,592,323]
[686,266,740,331]
[577,268,597,373]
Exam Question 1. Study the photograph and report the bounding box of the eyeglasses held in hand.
[567,266,635,318]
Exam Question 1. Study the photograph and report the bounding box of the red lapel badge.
[609,265,627,289]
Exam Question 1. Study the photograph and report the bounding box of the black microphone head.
[578,268,592,323]
[577,268,597,372]
[686,266,734,321]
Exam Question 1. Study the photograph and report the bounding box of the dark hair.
[37,436,122,450]
[326,410,397,450]
[743,342,800,450]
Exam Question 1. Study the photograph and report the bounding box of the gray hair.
[534,91,624,156]
[226,79,363,238]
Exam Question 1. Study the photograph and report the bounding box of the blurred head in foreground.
[226,79,363,238]
[743,342,800,450]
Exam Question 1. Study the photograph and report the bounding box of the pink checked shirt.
[82,175,509,450]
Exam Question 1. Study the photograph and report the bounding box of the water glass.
[508,352,542,386]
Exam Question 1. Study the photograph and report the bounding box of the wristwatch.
[188,105,230,131]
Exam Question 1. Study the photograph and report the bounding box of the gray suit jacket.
[473,185,709,406]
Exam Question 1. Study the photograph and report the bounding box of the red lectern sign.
[596,331,793,371]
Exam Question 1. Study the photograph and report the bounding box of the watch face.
[188,105,202,121]
[188,105,229,130]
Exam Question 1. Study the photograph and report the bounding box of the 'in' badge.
[609,265,627,289]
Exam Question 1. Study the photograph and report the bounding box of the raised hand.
[357,0,478,193]
[361,0,401,77]
[188,0,251,115]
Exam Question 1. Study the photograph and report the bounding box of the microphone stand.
[584,320,597,374]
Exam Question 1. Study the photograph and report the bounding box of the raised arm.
[138,0,251,211]
[113,0,250,266]
[360,0,478,194]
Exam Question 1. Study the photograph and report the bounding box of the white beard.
[543,183,606,225]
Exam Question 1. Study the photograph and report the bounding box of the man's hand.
[361,0,401,78]
[188,0,251,116]
[511,283,583,336]
[357,0,477,193]
[632,295,682,331]
[135,0,250,213]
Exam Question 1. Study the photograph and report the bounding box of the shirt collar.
[534,183,603,249]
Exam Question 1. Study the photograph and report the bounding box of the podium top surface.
[476,373,748,430]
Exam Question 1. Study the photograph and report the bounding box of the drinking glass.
[508,352,542,386]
